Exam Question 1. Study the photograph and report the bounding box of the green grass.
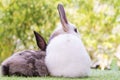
[0,69,120,80]
[0,59,120,80]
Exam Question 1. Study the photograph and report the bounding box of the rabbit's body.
[1,31,48,77]
[45,4,91,78]
[1,50,48,76]
[46,34,91,77]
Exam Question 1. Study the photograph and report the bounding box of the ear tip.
[58,3,63,6]
[33,31,40,38]
[33,30,36,33]
[57,3,63,9]
[33,31,38,35]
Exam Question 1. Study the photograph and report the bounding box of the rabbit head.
[1,31,48,76]
[49,4,79,41]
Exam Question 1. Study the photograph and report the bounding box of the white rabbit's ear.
[34,31,47,51]
[57,4,69,32]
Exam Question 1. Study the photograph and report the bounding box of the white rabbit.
[1,31,49,77]
[45,4,91,78]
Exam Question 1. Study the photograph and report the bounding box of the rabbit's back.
[1,50,48,76]
[45,34,91,77]
[1,51,34,76]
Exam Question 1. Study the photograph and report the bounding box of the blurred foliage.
[0,0,120,68]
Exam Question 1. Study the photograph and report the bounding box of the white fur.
[45,34,91,77]
[55,23,79,36]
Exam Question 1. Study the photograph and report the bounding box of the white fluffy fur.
[45,34,91,77]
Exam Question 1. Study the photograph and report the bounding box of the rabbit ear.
[58,4,69,32]
[34,31,47,51]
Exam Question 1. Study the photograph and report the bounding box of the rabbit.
[45,4,91,78]
[1,31,49,77]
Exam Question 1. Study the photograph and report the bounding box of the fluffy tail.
[1,65,9,76]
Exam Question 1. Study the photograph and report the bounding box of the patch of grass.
[0,69,120,80]
[1,60,120,80]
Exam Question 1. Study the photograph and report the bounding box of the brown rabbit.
[1,31,49,77]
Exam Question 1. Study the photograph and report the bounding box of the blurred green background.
[0,0,120,70]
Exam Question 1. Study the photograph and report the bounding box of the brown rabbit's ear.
[57,4,69,32]
[34,31,47,51]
